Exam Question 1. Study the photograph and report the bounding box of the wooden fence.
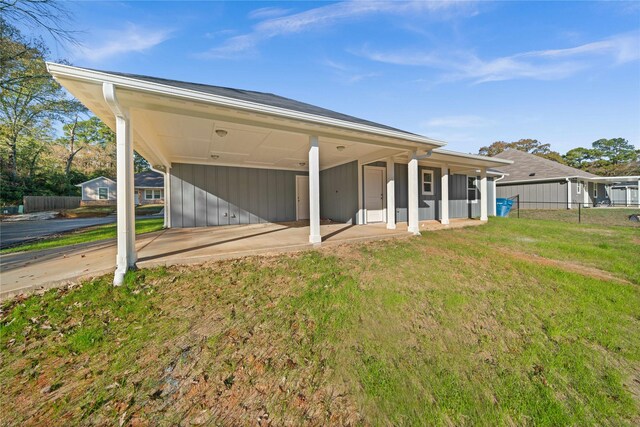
[23,196,81,213]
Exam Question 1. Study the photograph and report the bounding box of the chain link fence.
[501,195,640,227]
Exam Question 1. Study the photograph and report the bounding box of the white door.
[296,176,309,220]
[365,167,385,223]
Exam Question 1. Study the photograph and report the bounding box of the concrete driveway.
[0,216,117,248]
[0,219,483,299]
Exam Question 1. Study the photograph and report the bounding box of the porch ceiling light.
[210,154,220,159]
[336,145,346,151]
[215,129,228,137]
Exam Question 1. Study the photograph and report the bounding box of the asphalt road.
[0,216,117,249]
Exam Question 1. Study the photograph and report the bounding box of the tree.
[479,138,565,164]
[591,138,638,166]
[0,21,77,179]
[564,147,599,169]
[134,152,150,173]
[0,0,76,45]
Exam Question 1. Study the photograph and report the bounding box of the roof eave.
[46,62,445,149]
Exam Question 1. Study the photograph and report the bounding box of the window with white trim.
[576,181,582,194]
[593,185,597,198]
[145,189,164,200]
[98,187,108,200]
[467,176,478,202]
[421,170,434,195]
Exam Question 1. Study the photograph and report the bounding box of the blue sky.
[33,1,640,154]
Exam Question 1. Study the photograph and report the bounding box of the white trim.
[363,165,387,224]
[467,175,479,204]
[98,186,109,200]
[407,151,420,235]
[144,189,163,200]
[308,136,321,244]
[76,175,116,187]
[47,62,446,149]
[480,169,488,221]
[421,169,434,195]
[431,148,513,165]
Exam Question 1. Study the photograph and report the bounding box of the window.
[593,186,598,198]
[576,181,582,194]
[467,176,478,202]
[421,170,434,195]
[98,187,108,200]
[145,189,163,200]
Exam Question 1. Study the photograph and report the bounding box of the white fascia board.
[75,176,116,186]
[497,176,598,185]
[431,148,514,165]
[46,62,446,149]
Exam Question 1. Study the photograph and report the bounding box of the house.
[47,63,512,285]
[77,171,165,206]
[493,149,640,208]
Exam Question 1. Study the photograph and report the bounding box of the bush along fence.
[23,196,81,213]
[497,195,640,226]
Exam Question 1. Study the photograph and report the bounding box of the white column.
[407,151,420,235]
[386,157,396,229]
[114,113,136,285]
[440,164,449,225]
[583,181,589,207]
[491,179,497,216]
[163,167,170,228]
[637,179,640,207]
[308,136,321,244]
[357,160,363,225]
[626,187,631,207]
[567,180,572,209]
[480,168,488,221]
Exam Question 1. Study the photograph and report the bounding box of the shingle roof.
[89,68,417,136]
[134,171,164,188]
[493,149,599,183]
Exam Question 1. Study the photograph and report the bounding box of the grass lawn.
[515,207,639,228]
[0,218,164,254]
[59,205,164,218]
[1,217,639,425]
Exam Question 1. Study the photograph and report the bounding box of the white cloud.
[76,23,172,62]
[321,58,380,83]
[360,31,640,84]
[424,115,494,128]
[248,7,292,20]
[198,0,477,59]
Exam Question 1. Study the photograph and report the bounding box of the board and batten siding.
[496,180,568,209]
[81,177,116,201]
[393,164,483,221]
[170,163,306,228]
[320,161,358,223]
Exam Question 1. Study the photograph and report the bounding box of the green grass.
[59,204,164,218]
[1,217,638,425]
[516,207,639,228]
[0,218,164,254]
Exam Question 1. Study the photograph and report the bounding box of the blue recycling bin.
[496,198,514,217]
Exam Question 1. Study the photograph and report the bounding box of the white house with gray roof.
[48,63,512,285]
[494,149,640,209]
[77,171,165,206]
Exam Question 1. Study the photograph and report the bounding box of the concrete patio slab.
[0,219,483,300]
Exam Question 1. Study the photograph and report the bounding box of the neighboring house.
[77,176,117,205]
[493,149,640,208]
[48,63,512,284]
[133,170,165,205]
[77,171,164,206]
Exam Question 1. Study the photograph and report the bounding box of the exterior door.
[296,175,309,220]
[365,167,385,223]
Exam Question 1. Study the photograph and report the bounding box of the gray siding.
[611,187,639,206]
[81,177,116,201]
[320,161,358,223]
[170,163,305,228]
[394,164,478,220]
[496,180,568,209]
